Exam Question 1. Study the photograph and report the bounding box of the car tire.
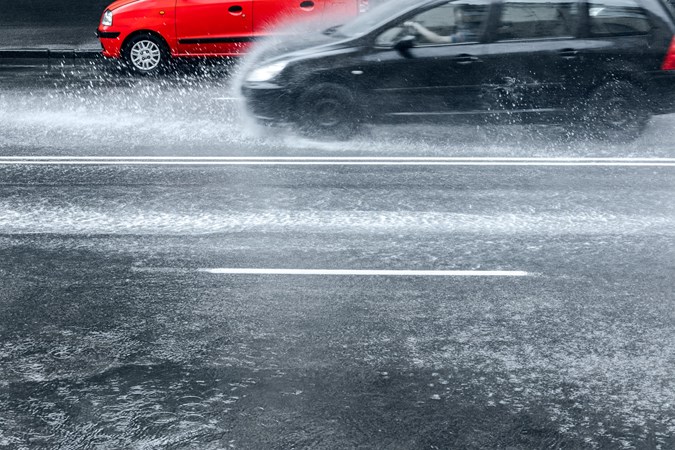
[583,80,650,142]
[295,84,361,140]
[122,33,170,76]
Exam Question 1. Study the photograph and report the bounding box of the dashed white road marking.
[0,156,674,166]
[199,268,530,277]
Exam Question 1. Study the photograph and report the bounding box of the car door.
[175,0,253,55]
[480,0,583,117]
[357,0,493,121]
[253,0,326,35]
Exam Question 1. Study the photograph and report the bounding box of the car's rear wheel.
[583,80,650,142]
[123,33,170,75]
[295,84,361,140]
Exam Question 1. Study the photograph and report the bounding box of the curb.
[0,48,101,68]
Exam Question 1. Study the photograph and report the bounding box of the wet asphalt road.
[1,67,675,449]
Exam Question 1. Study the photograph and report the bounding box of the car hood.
[251,32,357,66]
[106,0,146,11]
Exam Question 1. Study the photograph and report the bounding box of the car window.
[375,0,490,47]
[588,0,652,36]
[661,0,675,15]
[496,0,579,41]
[336,0,419,38]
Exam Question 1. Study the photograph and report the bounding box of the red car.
[97,0,368,74]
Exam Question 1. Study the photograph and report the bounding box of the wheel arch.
[586,59,652,93]
[290,73,368,119]
[586,69,655,112]
[296,80,365,119]
[121,30,171,55]
[293,81,363,139]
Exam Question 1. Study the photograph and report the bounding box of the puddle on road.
[1,204,673,236]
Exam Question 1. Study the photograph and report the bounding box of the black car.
[241,0,675,140]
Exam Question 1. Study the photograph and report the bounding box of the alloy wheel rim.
[130,40,162,71]
[601,97,636,130]
[315,99,344,127]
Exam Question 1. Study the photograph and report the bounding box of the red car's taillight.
[661,36,675,70]
[358,0,369,13]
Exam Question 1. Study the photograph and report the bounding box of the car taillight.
[662,36,675,70]
[358,0,369,13]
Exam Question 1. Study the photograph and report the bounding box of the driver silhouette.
[404,5,481,44]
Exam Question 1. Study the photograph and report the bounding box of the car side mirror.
[393,35,416,57]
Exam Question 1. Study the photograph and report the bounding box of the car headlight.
[246,61,288,83]
[102,10,113,26]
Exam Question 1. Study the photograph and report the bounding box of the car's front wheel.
[583,80,650,142]
[295,84,361,140]
[122,33,170,75]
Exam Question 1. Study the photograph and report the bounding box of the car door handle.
[300,0,315,10]
[228,5,244,15]
[559,49,578,59]
[454,54,480,65]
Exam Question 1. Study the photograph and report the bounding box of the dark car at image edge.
[241,0,675,141]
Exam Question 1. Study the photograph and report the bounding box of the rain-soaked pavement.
[3,61,675,158]
[1,64,674,449]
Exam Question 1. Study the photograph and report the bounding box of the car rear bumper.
[646,71,675,114]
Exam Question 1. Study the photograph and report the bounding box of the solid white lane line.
[199,268,530,277]
[1,156,674,167]
[2,161,675,167]
[2,156,675,161]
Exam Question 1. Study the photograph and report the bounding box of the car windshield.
[334,0,427,38]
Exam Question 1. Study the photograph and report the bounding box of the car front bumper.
[96,28,124,58]
[241,82,296,125]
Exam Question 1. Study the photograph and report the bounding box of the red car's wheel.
[122,33,170,75]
